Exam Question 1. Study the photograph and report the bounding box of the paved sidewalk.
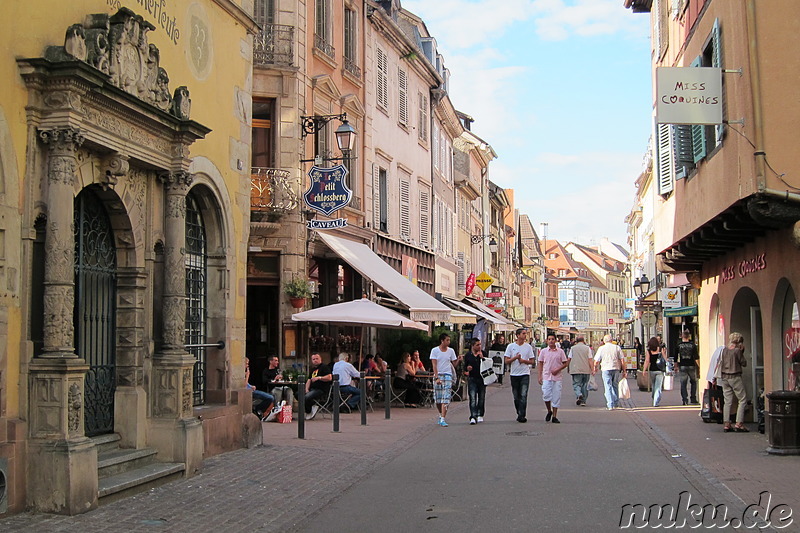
[0,376,796,531]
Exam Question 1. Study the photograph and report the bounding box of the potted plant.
[284,277,311,308]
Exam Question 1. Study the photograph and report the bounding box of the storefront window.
[782,292,800,390]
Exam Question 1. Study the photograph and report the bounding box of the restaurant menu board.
[622,348,638,370]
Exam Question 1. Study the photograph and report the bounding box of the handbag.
[701,386,724,423]
[663,374,674,391]
[618,378,631,400]
[480,357,497,385]
[588,374,598,391]
[278,404,293,424]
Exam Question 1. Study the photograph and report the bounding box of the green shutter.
[675,125,694,179]
[690,55,707,163]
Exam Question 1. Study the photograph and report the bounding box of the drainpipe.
[745,0,767,192]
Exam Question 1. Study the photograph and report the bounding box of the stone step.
[97,447,159,479]
[91,433,122,454]
[98,462,185,504]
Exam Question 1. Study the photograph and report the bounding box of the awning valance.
[463,298,518,331]
[317,232,452,322]
[663,305,698,317]
[443,297,507,327]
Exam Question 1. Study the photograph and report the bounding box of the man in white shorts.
[538,333,569,423]
[430,333,459,427]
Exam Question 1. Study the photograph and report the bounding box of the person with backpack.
[644,337,666,407]
[675,330,700,405]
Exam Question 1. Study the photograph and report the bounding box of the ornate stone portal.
[18,7,210,514]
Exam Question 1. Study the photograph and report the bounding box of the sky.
[403,0,653,249]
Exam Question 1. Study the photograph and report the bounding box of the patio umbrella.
[292,298,429,366]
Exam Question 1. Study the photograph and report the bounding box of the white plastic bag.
[618,378,631,400]
[588,374,598,391]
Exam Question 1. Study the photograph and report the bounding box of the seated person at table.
[374,355,388,376]
[360,354,380,375]
[305,353,332,420]
[246,357,274,421]
[394,352,422,407]
[262,355,294,407]
[411,350,427,372]
[333,352,361,410]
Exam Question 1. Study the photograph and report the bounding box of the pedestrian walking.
[430,333,459,427]
[675,330,700,405]
[504,328,536,423]
[464,337,487,424]
[567,335,593,405]
[718,332,749,433]
[644,337,665,407]
[538,334,569,423]
[593,334,627,410]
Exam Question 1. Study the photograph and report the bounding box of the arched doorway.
[730,287,762,421]
[74,188,117,436]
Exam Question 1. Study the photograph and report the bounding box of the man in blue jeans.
[505,328,536,422]
[593,334,627,410]
[464,337,488,424]
[675,330,700,405]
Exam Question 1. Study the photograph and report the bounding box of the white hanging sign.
[656,67,722,125]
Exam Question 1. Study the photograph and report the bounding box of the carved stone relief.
[45,7,191,120]
[43,287,75,350]
[182,369,192,416]
[153,367,178,417]
[32,377,62,437]
[67,382,82,434]
[162,297,185,348]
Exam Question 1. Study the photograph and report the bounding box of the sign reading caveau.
[721,253,767,284]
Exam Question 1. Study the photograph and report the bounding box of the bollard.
[360,371,367,426]
[332,374,340,432]
[385,370,392,419]
[298,375,306,440]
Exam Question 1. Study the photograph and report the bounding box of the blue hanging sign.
[303,164,351,216]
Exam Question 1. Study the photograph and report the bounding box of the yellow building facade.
[0,0,257,515]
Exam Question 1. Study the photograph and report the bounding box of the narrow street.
[1,377,794,532]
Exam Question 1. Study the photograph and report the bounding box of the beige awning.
[446,297,516,332]
[316,232,452,322]
[465,298,518,331]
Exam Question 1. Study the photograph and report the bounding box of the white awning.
[444,297,516,331]
[448,310,477,325]
[317,232,452,322]
[464,298,518,331]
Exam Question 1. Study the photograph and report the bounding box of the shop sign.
[475,271,494,292]
[721,253,767,284]
[304,164,351,216]
[661,288,681,308]
[784,326,800,390]
[485,292,502,298]
[656,67,722,125]
[608,318,615,325]
[465,272,476,296]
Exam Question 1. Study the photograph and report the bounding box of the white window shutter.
[419,190,430,248]
[398,69,408,125]
[377,48,388,109]
[400,180,410,238]
[657,123,674,195]
[457,252,465,292]
[373,165,381,229]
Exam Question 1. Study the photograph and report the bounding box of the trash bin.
[766,390,800,455]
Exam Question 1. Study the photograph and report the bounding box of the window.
[185,192,208,406]
[656,20,723,194]
[344,7,357,63]
[418,91,428,142]
[254,0,275,25]
[378,168,388,232]
[315,0,330,44]
[376,47,388,110]
[398,68,408,126]
[251,99,274,168]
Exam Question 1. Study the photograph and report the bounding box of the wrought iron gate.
[185,193,207,406]
[74,189,117,436]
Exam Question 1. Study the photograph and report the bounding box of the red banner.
[465,272,476,296]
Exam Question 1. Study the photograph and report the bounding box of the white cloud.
[404,0,647,48]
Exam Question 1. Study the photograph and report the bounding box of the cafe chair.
[311,386,334,419]
[390,382,408,407]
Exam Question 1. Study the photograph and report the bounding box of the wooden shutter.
[377,48,388,109]
[372,165,381,229]
[398,68,408,125]
[689,56,707,163]
[657,122,674,195]
[419,189,430,248]
[711,19,725,144]
[399,179,410,238]
[418,92,428,141]
[379,168,388,232]
[457,252,465,292]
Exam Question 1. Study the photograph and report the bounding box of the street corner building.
[0,0,258,515]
